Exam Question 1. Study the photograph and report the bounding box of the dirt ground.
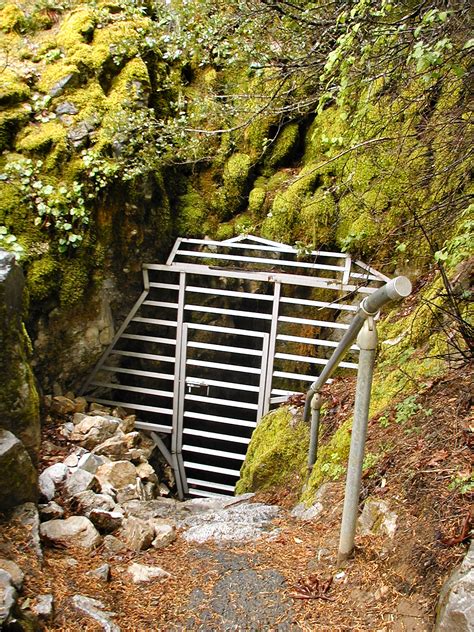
[0,366,472,631]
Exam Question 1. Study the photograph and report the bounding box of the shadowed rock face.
[0,249,40,462]
[0,429,38,510]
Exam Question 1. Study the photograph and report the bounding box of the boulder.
[87,564,110,582]
[93,432,140,461]
[435,541,474,631]
[118,517,154,551]
[63,447,87,466]
[116,482,142,504]
[127,562,170,584]
[71,490,115,515]
[39,501,64,521]
[118,415,136,434]
[40,517,101,551]
[96,460,137,490]
[71,594,120,632]
[42,462,68,484]
[39,469,56,502]
[358,498,398,538]
[70,416,119,449]
[65,469,100,497]
[150,522,176,550]
[32,594,54,621]
[89,510,123,534]
[0,560,23,590]
[0,570,16,626]
[0,430,37,509]
[136,462,158,483]
[121,498,178,521]
[77,452,105,474]
[50,396,77,416]
[103,535,127,555]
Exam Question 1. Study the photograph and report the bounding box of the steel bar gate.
[82,235,388,498]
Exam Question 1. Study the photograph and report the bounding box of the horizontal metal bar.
[184,304,272,320]
[271,388,302,396]
[187,489,230,498]
[275,353,358,369]
[121,334,176,345]
[176,249,346,272]
[186,285,273,301]
[183,411,256,428]
[183,429,251,444]
[185,377,260,392]
[277,334,359,351]
[84,397,173,416]
[102,366,174,381]
[187,323,266,338]
[354,259,391,282]
[280,297,357,312]
[179,237,348,258]
[111,350,175,363]
[185,394,258,410]
[188,341,263,356]
[183,461,241,477]
[132,317,178,327]
[186,478,236,492]
[183,445,246,460]
[143,300,179,309]
[144,263,377,293]
[148,282,180,290]
[135,421,173,434]
[273,371,325,382]
[350,272,383,282]
[187,359,261,374]
[90,382,174,398]
[279,315,349,329]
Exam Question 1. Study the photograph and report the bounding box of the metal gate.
[82,235,388,497]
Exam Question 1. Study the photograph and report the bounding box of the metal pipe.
[303,276,411,423]
[337,317,378,562]
[307,392,322,471]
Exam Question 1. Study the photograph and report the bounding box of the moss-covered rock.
[176,186,207,237]
[236,407,309,494]
[264,122,300,171]
[0,4,25,33]
[248,186,266,215]
[16,120,68,154]
[0,69,30,106]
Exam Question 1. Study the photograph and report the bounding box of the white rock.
[39,501,65,521]
[291,502,324,521]
[77,452,104,474]
[38,471,55,502]
[436,540,474,632]
[72,490,116,515]
[63,447,87,467]
[116,484,140,504]
[65,469,99,497]
[42,462,69,484]
[127,562,170,584]
[358,498,398,538]
[86,564,110,582]
[150,522,176,549]
[70,416,120,449]
[119,517,154,551]
[32,594,54,620]
[71,594,120,631]
[40,517,101,551]
[0,569,16,626]
[96,461,137,490]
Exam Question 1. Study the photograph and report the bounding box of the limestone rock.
[39,469,56,502]
[435,541,474,631]
[119,516,154,551]
[56,101,79,116]
[11,503,42,560]
[49,72,80,97]
[32,594,54,620]
[127,562,170,584]
[40,517,101,551]
[103,535,127,555]
[71,594,120,632]
[118,415,136,434]
[42,462,69,485]
[358,498,398,538]
[150,522,176,549]
[136,462,158,483]
[63,447,87,466]
[0,430,37,509]
[121,498,177,521]
[96,460,137,490]
[291,502,324,521]
[89,510,123,534]
[70,416,119,449]
[116,482,143,504]
[93,431,140,461]
[77,452,105,474]
[65,469,100,497]
[39,501,64,521]
[71,490,115,515]
[50,396,77,416]
[0,560,23,590]
[0,569,16,626]
[86,564,110,582]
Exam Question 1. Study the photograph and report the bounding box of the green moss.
[59,258,90,307]
[176,187,207,236]
[0,105,30,152]
[248,187,266,215]
[216,152,252,218]
[15,120,67,154]
[236,407,309,494]
[300,189,337,247]
[264,122,300,171]
[0,69,30,106]
[0,3,25,32]
[26,255,59,302]
[301,419,351,504]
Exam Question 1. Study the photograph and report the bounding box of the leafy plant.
[0,227,25,260]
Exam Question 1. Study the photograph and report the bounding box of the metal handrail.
[301,275,412,563]
[303,275,412,468]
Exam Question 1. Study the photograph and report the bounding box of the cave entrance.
[81,235,388,498]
